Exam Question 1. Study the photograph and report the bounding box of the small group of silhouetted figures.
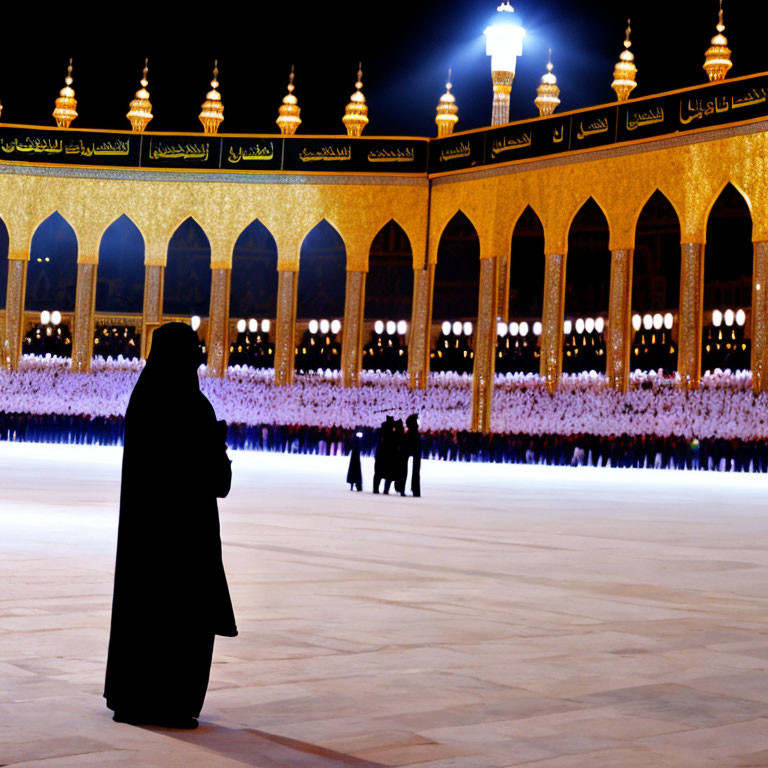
[347,414,421,496]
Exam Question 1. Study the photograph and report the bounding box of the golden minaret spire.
[611,20,637,102]
[276,66,301,135]
[199,60,224,134]
[343,63,368,136]
[53,58,78,128]
[435,69,459,136]
[126,59,153,133]
[534,49,560,116]
[704,0,732,82]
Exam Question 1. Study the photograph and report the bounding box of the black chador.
[388,419,408,496]
[373,416,394,494]
[405,413,422,497]
[104,322,237,730]
[346,431,363,491]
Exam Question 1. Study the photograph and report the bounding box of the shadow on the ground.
[148,722,387,767]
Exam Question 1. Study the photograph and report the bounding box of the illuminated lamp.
[632,314,641,331]
[575,318,585,334]
[397,320,408,335]
[724,309,734,327]
[533,321,542,336]
[308,319,319,334]
[237,319,246,333]
[642,314,653,330]
[736,309,746,326]
[374,320,385,334]
[331,319,342,334]
[248,318,258,333]
[51,311,62,326]
[484,2,525,126]
[384,320,395,335]
[653,313,663,330]
[319,319,330,334]
[519,321,529,336]
[463,321,473,336]
[452,321,462,335]
[261,319,271,333]
[595,317,605,334]
[191,315,201,332]
[441,321,451,335]
[712,310,722,327]
[509,322,519,336]
[584,317,595,333]
[563,320,572,335]
[663,313,673,329]
[497,321,508,337]
[40,311,51,325]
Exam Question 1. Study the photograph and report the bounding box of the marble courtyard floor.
[2,443,768,767]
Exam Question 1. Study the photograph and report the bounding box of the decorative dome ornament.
[126,59,153,133]
[342,63,368,137]
[704,0,732,82]
[611,20,637,102]
[53,59,78,128]
[276,66,301,135]
[435,69,459,136]
[199,60,224,134]
[534,49,560,116]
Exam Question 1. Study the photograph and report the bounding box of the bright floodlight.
[331,319,341,334]
[575,318,585,334]
[463,321,473,336]
[248,318,258,333]
[585,317,595,333]
[397,320,408,335]
[452,321,462,335]
[319,319,330,334]
[40,310,51,325]
[736,309,746,327]
[632,314,641,331]
[485,3,525,87]
[497,321,508,336]
[533,321,542,336]
[237,319,246,333]
[191,315,201,332]
[261,319,271,333]
[595,317,605,334]
[386,320,397,335]
[441,321,451,335]
[509,321,519,336]
[724,309,734,327]
[375,320,385,334]
[712,310,722,327]
[519,321,529,336]
[308,319,319,334]
[663,313,673,330]
[51,311,62,326]
[563,320,572,335]
[643,314,653,330]
[653,313,663,330]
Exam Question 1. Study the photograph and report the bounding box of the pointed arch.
[96,214,145,313]
[164,217,212,317]
[704,180,753,225]
[365,219,414,321]
[564,195,611,247]
[509,205,545,320]
[231,219,279,320]
[297,219,347,320]
[434,210,480,321]
[0,216,8,310]
[27,212,78,312]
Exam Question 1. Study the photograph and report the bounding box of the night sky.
[0,1,762,137]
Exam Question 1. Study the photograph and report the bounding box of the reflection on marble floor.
[3,443,768,767]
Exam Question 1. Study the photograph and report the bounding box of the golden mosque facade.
[1,11,768,433]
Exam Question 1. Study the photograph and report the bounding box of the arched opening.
[165,218,212,318]
[0,218,8,310]
[363,220,413,372]
[563,198,610,373]
[230,219,279,369]
[25,212,78,357]
[631,191,681,374]
[432,211,480,374]
[498,206,545,374]
[94,215,145,359]
[296,220,346,372]
[703,183,753,372]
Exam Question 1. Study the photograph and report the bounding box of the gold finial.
[535,49,561,116]
[199,59,224,134]
[276,65,301,135]
[704,0,732,82]
[126,58,153,133]
[53,58,78,128]
[342,62,368,137]
[611,19,637,102]
[435,69,459,136]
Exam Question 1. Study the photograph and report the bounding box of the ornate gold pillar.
[471,257,499,433]
[606,249,633,391]
[539,253,567,393]
[341,270,366,388]
[71,262,98,372]
[495,251,509,323]
[207,267,231,377]
[751,242,768,393]
[141,264,164,359]
[408,263,435,389]
[678,243,705,389]
[274,268,298,386]
[3,254,28,371]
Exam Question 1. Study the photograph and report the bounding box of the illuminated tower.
[611,20,637,102]
[484,2,525,126]
[276,66,301,135]
[534,50,560,117]
[704,0,732,82]
[53,59,78,128]
[435,70,459,136]
[343,63,368,137]
[199,61,224,134]
[126,59,153,133]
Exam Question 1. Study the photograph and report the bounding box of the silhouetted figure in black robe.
[346,431,363,491]
[406,413,422,497]
[387,419,408,496]
[373,416,394,493]
[104,322,237,730]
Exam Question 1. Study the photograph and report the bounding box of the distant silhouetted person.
[405,413,422,497]
[373,416,394,493]
[104,322,237,730]
[387,419,407,496]
[346,431,363,491]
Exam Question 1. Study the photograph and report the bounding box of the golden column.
[274,268,298,386]
[342,64,368,137]
[341,270,367,387]
[206,265,231,378]
[539,253,567,393]
[199,61,224,134]
[677,243,705,389]
[703,1,732,82]
[611,21,637,102]
[3,251,29,371]
[408,263,435,390]
[471,255,499,433]
[53,59,78,127]
[606,249,634,391]
[276,67,301,135]
[141,242,165,359]
[435,71,459,136]
[71,248,99,373]
[751,242,768,393]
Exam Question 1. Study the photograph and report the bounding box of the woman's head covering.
[138,322,203,394]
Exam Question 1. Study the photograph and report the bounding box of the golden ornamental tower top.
[276,66,301,136]
[342,63,369,137]
[704,0,732,82]
[435,69,459,136]
[199,60,224,134]
[534,50,560,116]
[126,59,153,133]
[611,20,637,102]
[53,59,78,128]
